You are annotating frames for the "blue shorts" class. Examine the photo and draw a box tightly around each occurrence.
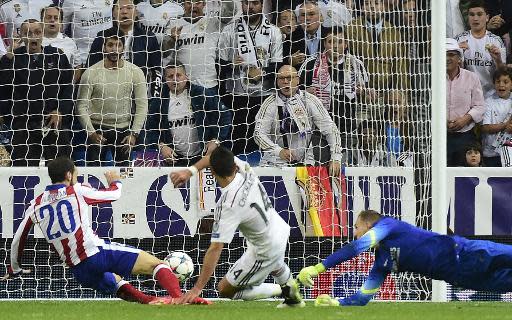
[453,237,512,292]
[70,241,140,295]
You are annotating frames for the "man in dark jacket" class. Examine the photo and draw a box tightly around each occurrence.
[287,1,329,68]
[145,60,232,166]
[0,19,73,166]
[86,0,161,78]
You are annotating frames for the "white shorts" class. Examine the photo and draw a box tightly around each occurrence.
[225,242,287,288]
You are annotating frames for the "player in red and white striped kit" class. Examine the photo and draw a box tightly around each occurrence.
[2,156,210,305]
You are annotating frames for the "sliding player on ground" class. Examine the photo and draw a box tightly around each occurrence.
[299,209,512,306]
[170,146,304,308]
[2,156,209,305]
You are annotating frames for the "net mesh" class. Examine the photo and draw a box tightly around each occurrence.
[0,0,436,301]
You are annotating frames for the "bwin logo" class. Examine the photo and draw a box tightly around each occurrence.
[176,34,205,47]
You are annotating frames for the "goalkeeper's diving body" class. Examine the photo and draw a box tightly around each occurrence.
[300,210,512,306]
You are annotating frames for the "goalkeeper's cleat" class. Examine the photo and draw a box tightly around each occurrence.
[148,296,175,305]
[277,279,305,308]
[314,294,340,307]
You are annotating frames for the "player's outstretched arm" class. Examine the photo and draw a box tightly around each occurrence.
[2,212,34,280]
[299,222,391,287]
[175,242,224,304]
[170,140,220,188]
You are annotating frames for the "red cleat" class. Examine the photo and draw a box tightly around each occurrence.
[148,296,175,305]
[191,297,213,305]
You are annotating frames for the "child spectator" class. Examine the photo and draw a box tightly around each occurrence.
[481,67,512,166]
[459,143,484,167]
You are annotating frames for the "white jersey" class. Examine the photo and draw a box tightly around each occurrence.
[43,32,81,68]
[62,0,113,66]
[137,0,183,44]
[166,16,222,88]
[482,95,512,157]
[0,0,53,39]
[167,90,201,157]
[211,157,290,259]
[10,181,122,272]
[455,30,506,97]
[219,16,282,96]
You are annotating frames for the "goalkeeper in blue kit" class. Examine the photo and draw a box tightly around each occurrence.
[299,210,512,306]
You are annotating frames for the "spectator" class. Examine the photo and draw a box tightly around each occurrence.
[0,19,73,166]
[76,28,148,167]
[446,38,485,167]
[398,0,430,152]
[87,0,161,79]
[342,120,388,166]
[62,0,113,68]
[299,26,370,150]
[136,0,184,45]
[455,0,506,98]
[287,1,329,68]
[382,90,414,167]
[0,34,6,57]
[145,61,231,166]
[481,67,512,167]
[254,65,342,176]
[219,0,282,156]
[40,5,81,81]
[447,0,466,38]
[346,0,409,93]
[485,0,512,37]
[162,0,234,90]
[0,0,53,41]
[276,9,297,60]
[458,143,484,167]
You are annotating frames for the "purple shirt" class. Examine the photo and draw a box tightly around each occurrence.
[446,68,485,132]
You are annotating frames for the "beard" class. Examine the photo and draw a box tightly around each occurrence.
[106,52,122,62]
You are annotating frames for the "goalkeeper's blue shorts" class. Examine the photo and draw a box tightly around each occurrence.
[70,241,140,294]
[451,236,512,292]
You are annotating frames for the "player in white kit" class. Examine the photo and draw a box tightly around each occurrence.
[170,146,304,308]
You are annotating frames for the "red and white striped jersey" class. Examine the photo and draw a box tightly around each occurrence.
[9,181,122,273]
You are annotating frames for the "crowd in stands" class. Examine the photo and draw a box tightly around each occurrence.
[0,0,462,170]
[448,0,512,167]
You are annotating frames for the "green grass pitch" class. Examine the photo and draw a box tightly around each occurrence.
[0,300,510,320]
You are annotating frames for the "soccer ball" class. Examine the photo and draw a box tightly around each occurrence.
[164,251,194,283]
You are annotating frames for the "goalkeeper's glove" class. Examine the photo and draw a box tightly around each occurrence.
[314,294,340,307]
[298,263,326,287]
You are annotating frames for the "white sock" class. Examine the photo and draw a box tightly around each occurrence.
[233,283,282,300]
[271,264,292,286]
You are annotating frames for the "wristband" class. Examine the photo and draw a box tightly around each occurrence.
[187,166,198,176]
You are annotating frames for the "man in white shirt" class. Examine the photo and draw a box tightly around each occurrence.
[136,0,183,44]
[455,0,506,97]
[163,0,234,89]
[170,145,304,308]
[41,5,81,74]
[62,0,113,67]
[0,0,52,41]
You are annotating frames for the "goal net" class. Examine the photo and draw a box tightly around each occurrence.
[0,0,437,301]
